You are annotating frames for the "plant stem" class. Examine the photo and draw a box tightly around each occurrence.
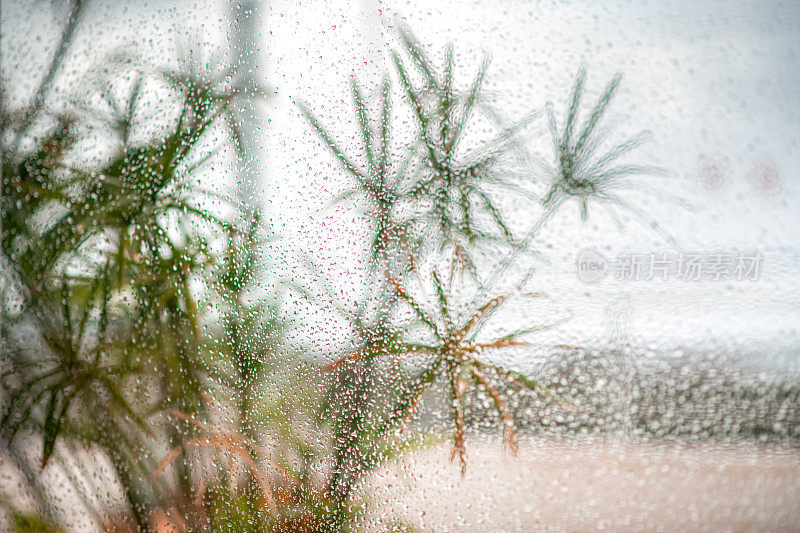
[473,199,562,306]
[10,0,85,155]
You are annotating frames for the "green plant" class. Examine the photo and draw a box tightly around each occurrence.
[296,24,676,531]
[541,66,678,240]
[1,2,272,529]
[2,6,690,532]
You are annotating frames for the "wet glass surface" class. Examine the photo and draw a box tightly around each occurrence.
[1,1,799,530]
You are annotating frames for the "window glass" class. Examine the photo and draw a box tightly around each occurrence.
[2,1,799,531]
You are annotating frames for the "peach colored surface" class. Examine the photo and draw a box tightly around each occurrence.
[368,437,800,532]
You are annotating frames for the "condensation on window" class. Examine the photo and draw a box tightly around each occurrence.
[1,0,799,531]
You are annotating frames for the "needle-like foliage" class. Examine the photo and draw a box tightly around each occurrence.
[298,76,410,273]
[1,8,271,525]
[541,67,676,240]
[300,26,540,283]
[392,25,540,261]
[1,57,261,470]
[322,264,563,474]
